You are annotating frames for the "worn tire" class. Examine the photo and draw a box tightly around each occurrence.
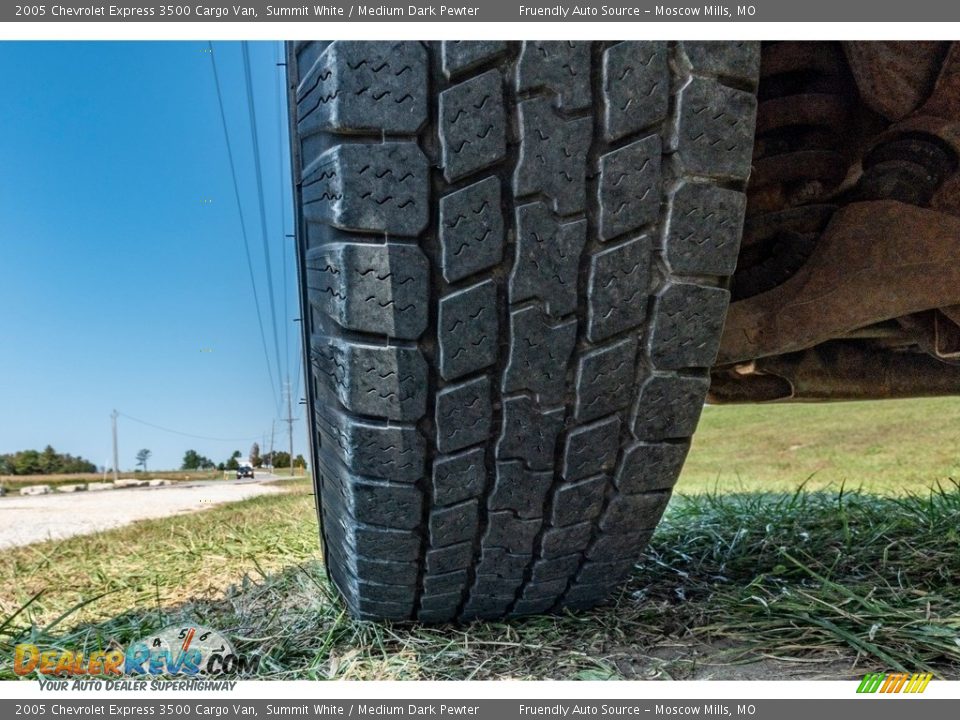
[287,41,759,622]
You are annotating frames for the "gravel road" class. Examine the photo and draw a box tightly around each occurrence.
[0,475,286,549]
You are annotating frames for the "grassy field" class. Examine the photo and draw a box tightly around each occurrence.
[1,398,958,680]
[681,397,960,494]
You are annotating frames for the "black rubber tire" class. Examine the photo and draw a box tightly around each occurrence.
[286,41,759,622]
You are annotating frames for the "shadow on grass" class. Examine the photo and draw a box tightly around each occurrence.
[2,486,959,680]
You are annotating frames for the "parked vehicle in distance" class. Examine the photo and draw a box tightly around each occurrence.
[236,464,255,480]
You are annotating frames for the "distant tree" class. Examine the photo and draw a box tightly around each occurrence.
[293,454,306,470]
[268,451,291,468]
[250,442,262,468]
[182,449,202,470]
[13,450,43,475]
[217,462,225,471]
[135,449,152,473]
[225,450,242,471]
[40,445,59,474]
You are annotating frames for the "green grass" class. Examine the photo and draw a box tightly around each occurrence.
[681,397,960,494]
[2,399,959,680]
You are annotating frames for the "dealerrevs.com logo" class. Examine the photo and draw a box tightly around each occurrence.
[14,625,259,690]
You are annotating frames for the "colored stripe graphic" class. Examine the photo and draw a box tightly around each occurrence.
[857,672,932,694]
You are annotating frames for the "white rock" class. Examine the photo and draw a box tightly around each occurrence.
[56,484,87,493]
[20,485,52,496]
[114,479,148,488]
[148,479,171,487]
[86,482,114,492]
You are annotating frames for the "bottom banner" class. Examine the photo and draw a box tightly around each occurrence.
[1,699,955,720]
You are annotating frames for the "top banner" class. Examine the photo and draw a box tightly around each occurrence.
[5,0,960,22]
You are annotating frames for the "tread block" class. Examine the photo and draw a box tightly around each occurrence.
[517,41,592,111]
[471,575,522,598]
[489,460,553,519]
[423,569,469,596]
[647,282,729,369]
[442,41,508,77]
[297,41,427,137]
[602,42,669,141]
[432,448,486,507]
[562,582,619,609]
[598,134,662,241]
[512,597,557,615]
[429,499,479,547]
[541,522,593,558]
[460,596,513,620]
[439,177,504,284]
[666,181,746,276]
[577,559,635,586]
[344,478,423,530]
[531,555,581,582]
[514,98,592,215]
[676,77,757,180]
[438,279,498,381]
[551,476,607,527]
[614,442,690,494]
[302,142,429,236]
[562,416,621,482]
[315,407,425,482]
[521,578,570,600]
[585,528,654,561]
[511,202,587,316]
[306,242,428,339]
[439,71,506,182]
[352,557,419,586]
[419,591,463,612]
[502,303,577,404]
[497,395,565,471]
[477,547,530,579]
[681,41,761,85]
[586,235,651,343]
[631,373,709,440]
[574,337,639,423]
[351,525,422,562]
[425,541,473,574]
[435,376,493,454]
[311,334,427,421]
[482,511,541,554]
[599,491,671,533]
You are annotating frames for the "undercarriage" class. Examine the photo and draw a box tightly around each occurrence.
[712,41,960,402]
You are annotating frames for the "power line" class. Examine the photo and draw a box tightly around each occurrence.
[208,40,280,415]
[242,41,285,407]
[117,411,264,443]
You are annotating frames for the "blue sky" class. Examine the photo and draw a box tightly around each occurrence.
[0,41,306,471]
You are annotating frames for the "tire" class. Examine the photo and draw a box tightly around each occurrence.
[287,41,759,622]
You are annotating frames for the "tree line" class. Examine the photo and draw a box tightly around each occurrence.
[0,446,97,475]
[180,443,306,471]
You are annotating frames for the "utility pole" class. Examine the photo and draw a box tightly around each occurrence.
[111,410,119,483]
[269,420,275,472]
[285,380,295,477]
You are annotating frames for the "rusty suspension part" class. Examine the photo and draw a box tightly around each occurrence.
[709,342,960,403]
[718,200,960,366]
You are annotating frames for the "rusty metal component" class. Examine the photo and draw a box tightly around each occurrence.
[709,342,960,403]
[843,42,949,121]
[919,42,960,120]
[856,134,957,205]
[718,200,960,365]
[896,309,960,361]
[748,42,854,216]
